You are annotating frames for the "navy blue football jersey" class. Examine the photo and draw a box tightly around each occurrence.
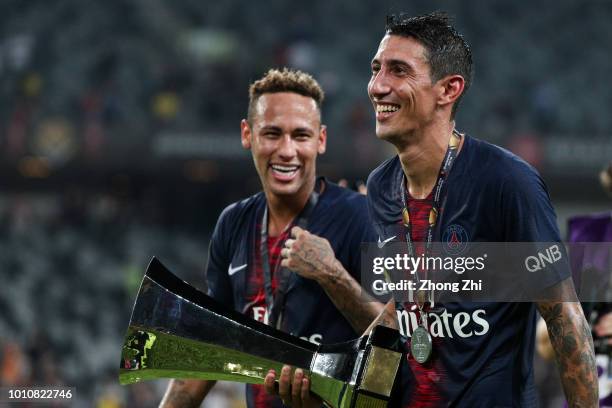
[206,177,377,407]
[366,135,570,407]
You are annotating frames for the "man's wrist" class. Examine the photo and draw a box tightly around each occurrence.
[319,259,345,287]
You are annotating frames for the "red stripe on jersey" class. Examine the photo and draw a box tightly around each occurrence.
[246,228,291,408]
[403,190,446,407]
[245,228,290,323]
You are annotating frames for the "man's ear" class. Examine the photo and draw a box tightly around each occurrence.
[241,119,252,149]
[317,125,327,155]
[437,74,465,110]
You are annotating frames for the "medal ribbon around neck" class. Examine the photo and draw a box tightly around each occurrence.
[400,130,462,294]
[260,179,321,330]
[398,130,462,363]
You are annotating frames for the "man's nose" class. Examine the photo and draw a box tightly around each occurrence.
[368,70,391,99]
[277,134,297,159]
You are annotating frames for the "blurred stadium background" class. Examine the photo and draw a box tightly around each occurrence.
[0,0,610,406]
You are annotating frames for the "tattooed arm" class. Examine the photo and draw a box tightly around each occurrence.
[364,299,398,334]
[281,226,384,333]
[536,277,598,408]
[159,379,215,408]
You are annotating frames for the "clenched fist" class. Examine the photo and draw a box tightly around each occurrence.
[280,226,341,283]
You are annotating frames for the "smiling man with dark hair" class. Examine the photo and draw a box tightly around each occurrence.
[267,12,598,407]
[364,11,597,407]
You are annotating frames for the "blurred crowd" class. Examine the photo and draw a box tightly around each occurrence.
[2,1,611,173]
[0,192,219,407]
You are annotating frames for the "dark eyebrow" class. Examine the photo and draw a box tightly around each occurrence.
[293,127,314,134]
[387,59,414,72]
[260,125,282,132]
[259,126,315,134]
[371,57,414,72]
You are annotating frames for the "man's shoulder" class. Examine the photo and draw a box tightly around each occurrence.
[466,136,541,184]
[366,155,401,203]
[367,155,400,186]
[464,137,544,195]
[217,191,265,229]
[364,157,402,226]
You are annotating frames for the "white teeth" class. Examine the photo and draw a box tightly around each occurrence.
[271,165,299,173]
[376,104,399,113]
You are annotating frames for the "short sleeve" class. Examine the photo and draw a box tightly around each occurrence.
[499,165,571,294]
[500,167,562,243]
[205,206,234,306]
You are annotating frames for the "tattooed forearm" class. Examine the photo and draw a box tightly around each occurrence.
[317,258,384,333]
[378,311,398,329]
[283,228,384,333]
[538,290,598,407]
[301,239,337,277]
[364,300,398,335]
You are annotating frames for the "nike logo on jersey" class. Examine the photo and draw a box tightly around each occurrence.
[228,263,247,276]
[377,235,396,248]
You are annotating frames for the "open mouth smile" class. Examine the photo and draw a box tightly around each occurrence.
[270,164,300,181]
[375,103,400,120]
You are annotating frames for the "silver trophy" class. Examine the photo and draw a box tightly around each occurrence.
[119,258,403,408]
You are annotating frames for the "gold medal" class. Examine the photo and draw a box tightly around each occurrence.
[402,207,410,226]
[428,207,438,226]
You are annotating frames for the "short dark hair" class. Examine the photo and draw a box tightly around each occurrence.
[386,11,473,118]
[247,68,324,124]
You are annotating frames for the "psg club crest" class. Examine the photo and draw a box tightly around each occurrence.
[442,224,469,255]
